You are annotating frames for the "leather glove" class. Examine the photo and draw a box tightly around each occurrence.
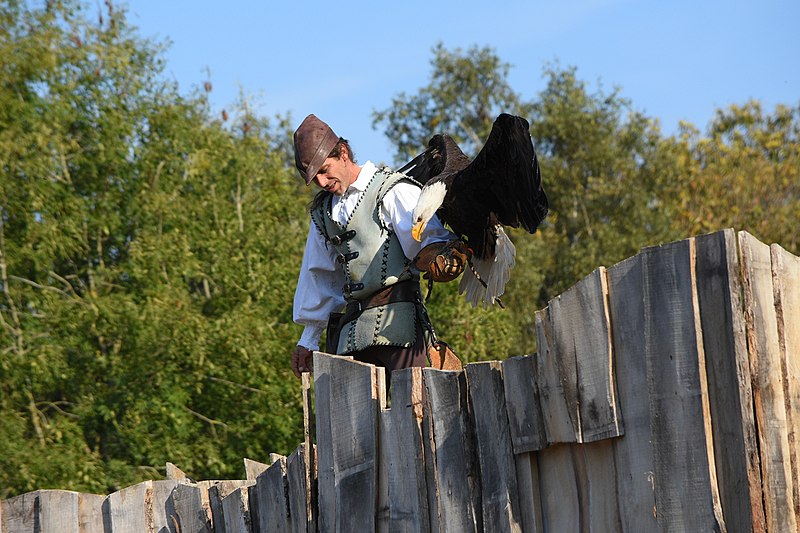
[291,345,313,378]
[414,239,472,283]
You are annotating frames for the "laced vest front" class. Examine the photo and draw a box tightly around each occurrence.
[310,168,420,354]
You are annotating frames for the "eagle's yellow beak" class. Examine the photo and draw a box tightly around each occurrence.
[412,220,426,242]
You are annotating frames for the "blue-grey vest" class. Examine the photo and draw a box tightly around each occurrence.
[311,168,420,354]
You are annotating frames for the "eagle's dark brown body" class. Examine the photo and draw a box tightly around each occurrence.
[401,113,548,260]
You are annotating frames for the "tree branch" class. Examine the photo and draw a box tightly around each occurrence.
[184,406,229,428]
[0,216,24,355]
[36,400,80,419]
[48,270,81,298]
[10,275,84,302]
[458,119,482,148]
[207,375,267,395]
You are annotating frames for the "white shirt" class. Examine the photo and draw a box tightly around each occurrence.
[293,161,454,350]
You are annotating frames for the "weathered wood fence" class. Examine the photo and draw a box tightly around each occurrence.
[3,228,800,532]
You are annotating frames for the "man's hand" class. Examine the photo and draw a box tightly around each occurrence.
[414,239,472,282]
[291,345,313,378]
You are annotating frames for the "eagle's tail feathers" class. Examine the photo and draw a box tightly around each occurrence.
[458,225,515,308]
[459,267,484,308]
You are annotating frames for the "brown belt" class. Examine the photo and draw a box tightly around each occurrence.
[341,279,421,325]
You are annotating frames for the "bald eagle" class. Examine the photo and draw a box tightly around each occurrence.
[399,113,548,307]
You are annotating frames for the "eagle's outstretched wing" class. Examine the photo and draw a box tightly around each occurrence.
[397,133,471,187]
[457,113,548,234]
[399,114,547,239]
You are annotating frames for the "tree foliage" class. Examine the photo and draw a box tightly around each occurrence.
[1,0,308,496]
[675,101,800,250]
[373,43,531,161]
[527,65,687,300]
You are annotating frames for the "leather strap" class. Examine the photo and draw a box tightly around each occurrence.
[342,279,420,325]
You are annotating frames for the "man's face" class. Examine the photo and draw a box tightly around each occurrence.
[313,155,353,196]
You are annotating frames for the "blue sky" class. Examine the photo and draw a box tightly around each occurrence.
[126,0,799,166]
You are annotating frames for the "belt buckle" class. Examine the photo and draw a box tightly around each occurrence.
[346,298,362,313]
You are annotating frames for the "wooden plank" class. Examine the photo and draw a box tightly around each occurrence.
[501,354,547,453]
[1,491,38,533]
[37,490,79,533]
[300,372,317,533]
[642,238,724,530]
[107,481,150,533]
[534,308,577,444]
[252,455,289,533]
[501,355,547,530]
[286,444,313,533]
[422,377,440,533]
[107,480,180,533]
[377,408,392,533]
[772,242,800,527]
[695,229,765,532]
[77,493,107,533]
[376,366,389,533]
[167,483,210,533]
[332,357,379,533]
[207,481,253,533]
[606,253,659,532]
[740,231,797,532]
[244,458,269,481]
[374,365,387,411]
[423,368,480,532]
[513,452,543,533]
[220,487,251,533]
[537,445,579,532]
[192,481,217,533]
[151,480,180,532]
[551,266,622,531]
[550,267,622,442]
[546,293,582,442]
[314,353,379,532]
[386,367,430,533]
[312,353,338,533]
[465,361,522,532]
[166,462,191,481]
[575,440,623,532]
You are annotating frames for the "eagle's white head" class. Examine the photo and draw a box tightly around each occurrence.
[411,181,448,241]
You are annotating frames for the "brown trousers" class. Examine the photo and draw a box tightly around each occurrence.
[349,327,427,388]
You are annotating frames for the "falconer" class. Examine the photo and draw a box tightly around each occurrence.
[290,114,469,383]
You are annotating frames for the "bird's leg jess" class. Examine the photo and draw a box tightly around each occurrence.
[465,255,505,309]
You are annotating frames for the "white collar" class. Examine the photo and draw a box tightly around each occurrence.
[346,161,377,193]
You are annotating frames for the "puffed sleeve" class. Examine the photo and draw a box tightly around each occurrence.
[382,180,457,260]
[293,224,346,350]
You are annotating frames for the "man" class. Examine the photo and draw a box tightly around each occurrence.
[290,114,469,381]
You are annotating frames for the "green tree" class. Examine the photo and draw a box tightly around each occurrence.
[674,101,800,253]
[0,0,309,496]
[527,65,686,301]
[373,43,531,162]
